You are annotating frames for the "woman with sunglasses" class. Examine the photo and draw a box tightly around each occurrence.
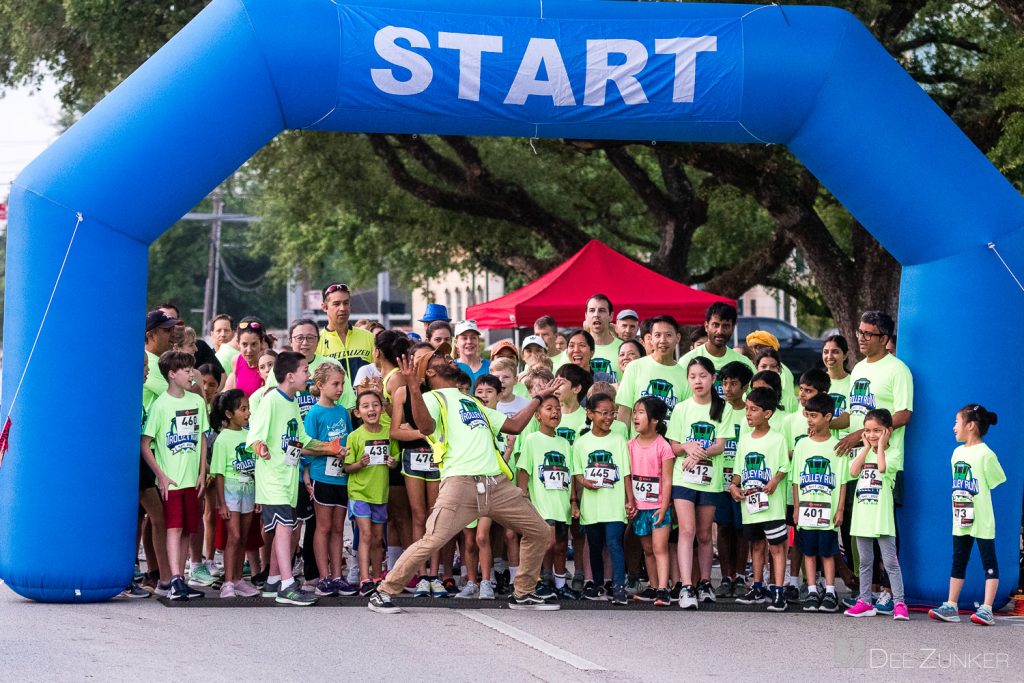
[224,316,268,398]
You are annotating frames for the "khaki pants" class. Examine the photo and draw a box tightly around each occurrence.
[379,475,549,597]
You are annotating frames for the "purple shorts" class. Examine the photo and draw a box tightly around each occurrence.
[348,499,388,524]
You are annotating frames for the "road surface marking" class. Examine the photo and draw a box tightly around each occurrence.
[460,611,607,671]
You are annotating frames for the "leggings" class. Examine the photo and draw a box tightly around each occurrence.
[585,521,626,587]
[951,535,998,580]
[856,535,904,604]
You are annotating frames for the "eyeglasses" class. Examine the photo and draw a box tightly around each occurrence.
[854,329,883,340]
[291,334,318,343]
[590,410,616,417]
[239,320,263,330]
[323,283,350,296]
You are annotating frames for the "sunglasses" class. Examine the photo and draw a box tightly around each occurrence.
[238,320,263,330]
[324,283,350,296]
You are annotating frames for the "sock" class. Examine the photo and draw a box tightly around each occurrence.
[509,567,518,581]
[268,575,281,585]
[808,584,818,594]
[554,572,566,589]
[981,603,991,611]
[494,557,508,573]
[387,546,403,570]
[753,581,763,590]
[787,575,799,588]
[826,585,836,594]
[280,577,294,590]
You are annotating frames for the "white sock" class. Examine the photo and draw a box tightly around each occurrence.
[509,567,518,580]
[826,585,836,594]
[386,546,403,570]
[280,577,294,590]
[787,575,799,588]
[494,557,508,573]
[554,573,566,589]
[268,575,281,584]
[807,584,818,594]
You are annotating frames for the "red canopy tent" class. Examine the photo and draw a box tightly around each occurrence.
[466,240,735,329]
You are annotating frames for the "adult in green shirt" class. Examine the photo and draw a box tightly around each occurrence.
[143,310,182,410]
[677,303,755,400]
[617,315,686,427]
[584,293,623,380]
[533,315,564,370]
[371,349,567,614]
[265,318,354,412]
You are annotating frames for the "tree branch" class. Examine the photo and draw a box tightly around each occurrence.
[893,33,986,53]
[704,228,794,298]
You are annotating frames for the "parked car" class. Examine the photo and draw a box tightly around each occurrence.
[731,316,824,379]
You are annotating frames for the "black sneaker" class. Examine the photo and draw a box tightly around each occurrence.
[251,569,269,589]
[534,583,559,601]
[184,582,205,599]
[508,592,560,611]
[767,587,788,612]
[670,582,683,603]
[653,589,672,606]
[443,577,459,595]
[603,580,613,594]
[634,587,657,602]
[118,582,151,599]
[359,580,377,597]
[169,577,190,601]
[803,590,822,612]
[714,576,734,598]
[494,569,510,594]
[783,584,800,603]
[276,584,318,606]
[819,591,839,613]
[554,585,579,601]
[736,586,768,605]
[697,580,717,603]
[611,586,628,605]
[368,589,402,614]
[262,580,281,598]
[583,582,605,601]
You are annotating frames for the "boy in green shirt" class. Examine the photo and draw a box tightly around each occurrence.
[141,350,208,601]
[247,351,342,606]
[729,387,790,612]
[714,361,753,597]
[791,394,847,613]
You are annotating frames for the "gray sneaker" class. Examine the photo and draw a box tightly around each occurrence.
[276,584,318,606]
[455,582,479,599]
[478,581,495,600]
[262,580,281,598]
[929,601,961,623]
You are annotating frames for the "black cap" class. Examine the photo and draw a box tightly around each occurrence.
[146,310,183,332]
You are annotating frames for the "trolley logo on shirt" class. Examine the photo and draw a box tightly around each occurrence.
[642,379,678,413]
[232,444,256,476]
[798,456,835,495]
[458,398,488,429]
[687,421,716,449]
[280,418,299,451]
[538,450,571,490]
[739,452,770,487]
[951,460,980,496]
[829,392,848,417]
[297,388,317,419]
[590,358,614,376]
[165,409,200,455]
[848,378,875,415]
[555,427,578,445]
[586,449,614,467]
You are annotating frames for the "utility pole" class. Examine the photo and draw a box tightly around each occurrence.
[201,187,223,333]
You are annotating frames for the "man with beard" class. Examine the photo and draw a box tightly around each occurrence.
[677,303,755,400]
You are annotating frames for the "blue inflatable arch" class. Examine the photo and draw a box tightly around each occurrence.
[2,0,1022,604]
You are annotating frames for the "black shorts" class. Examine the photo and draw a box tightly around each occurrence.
[785,504,796,527]
[742,520,788,545]
[138,455,156,491]
[261,505,296,532]
[296,484,314,522]
[312,480,348,508]
[545,520,570,541]
[797,528,840,557]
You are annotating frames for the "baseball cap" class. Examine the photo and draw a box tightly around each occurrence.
[145,310,183,333]
[454,320,480,337]
[616,309,639,322]
[415,341,454,380]
[490,339,519,360]
[521,334,547,352]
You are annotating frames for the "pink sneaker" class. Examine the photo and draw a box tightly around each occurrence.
[234,580,260,598]
[844,600,877,617]
[893,602,910,621]
[219,581,236,599]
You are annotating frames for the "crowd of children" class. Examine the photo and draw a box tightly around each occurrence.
[132,294,1009,624]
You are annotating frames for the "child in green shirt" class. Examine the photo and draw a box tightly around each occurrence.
[344,389,398,595]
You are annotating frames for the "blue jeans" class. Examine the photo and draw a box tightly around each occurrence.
[584,521,626,587]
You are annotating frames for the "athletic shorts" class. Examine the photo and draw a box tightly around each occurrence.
[388,464,405,488]
[261,504,297,532]
[545,519,570,541]
[138,456,156,491]
[296,483,314,522]
[632,508,672,537]
[349,499,388,524]
[223,478,255,514]
[797,528,840,557]
[714,496,743,529]
[401,447,440,481]
[742,520,788,545]
[672,485,723,507]
[164,487,200,533]
[785,504,796,527]
[312,480,348,508]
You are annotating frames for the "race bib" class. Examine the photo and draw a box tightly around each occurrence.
[540,466,570,491]
[953,499,975,528]
[745,489,768,515]
[284,440,302,467]
[175,409,199,437]
[324,457,344,478]
[405,448,438,474]
[856,466,882,504]
[632,475,660,504]
[721,467,734,492]
[585,464,619,489]
[798,501,832,528]
[682,459,713,486]
[365,440,389,466]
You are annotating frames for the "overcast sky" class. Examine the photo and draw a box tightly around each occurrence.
[0,79,62,196]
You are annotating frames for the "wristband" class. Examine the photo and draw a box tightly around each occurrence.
[531,395,543,403]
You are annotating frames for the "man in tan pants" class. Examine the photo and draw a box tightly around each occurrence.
[369,348,566,614]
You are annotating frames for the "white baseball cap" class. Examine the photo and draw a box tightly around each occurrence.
[616,309,639,322]
[454,320,480,337]
[521,334,547,351]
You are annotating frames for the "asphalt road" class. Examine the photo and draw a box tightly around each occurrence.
[1,583,1022,682]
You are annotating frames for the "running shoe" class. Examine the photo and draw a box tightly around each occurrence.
[187,563,217,587]
[653,589,672,607]
[802,591,822,612]
[782,584,800,603]
[735,586,768,605]
[844,600,877,617]
[169,577,190,601]
[443,577,459,596]
[359,580,377,597]
[133,566,144,582]
[455,582,479,599]
[141,573,158,593]
[611,586,629,605]
[970,605,994,626]
[251,569,268,589]
[583,582,605,601]
[242,560,252,579]
[331,578,359,596]
[205,558,224,578]
[634,587,657,602]
[118,583,150,599]
[767,587,788,612]
[554,585,579,601]
[219,581,236,599]
[277,584,318,606]
[184,583,205,599]
[495,569,511,595]
[414,578,431,598]
[478,581,496,600]
[154,581,172,598]
[315,578,339,597]
[368,589,402,614]
[508,591,560,611]
[291,558,304,578]
[430,578,449,598]
[234,580,261,598]
[697,580,716,603]
[928,601,961,623]
[570,572,585,594]
[841,596,857,609]
[262,580,281,598]
[819,592,839,613]
[714,577,734,598]
[670,582,683,603]
[893,602,910,621]
[874,590,894,615]
[625,575,639,597]
[678,585,698,610]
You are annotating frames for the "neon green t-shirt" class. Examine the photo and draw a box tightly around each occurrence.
[142,390,209,491]
[517,431,572,523]
[781,409,811,506]
[247,389,312,507]
[848,354,913,471]
[950,443,1006,539]
[265,354,354,414]
[792,436,846,531]
[216,344,240,374]
[721,407,745,493]
[735,429,789,524]
[666,397,734,492]
[849,446,898,538]
[677,345,756,400]
[571,430,631,525]
[142,350,168,411]
[315,325,375,388]
[344,425,394,504]
[779,364,798,415]
[424,387,506,479]
[210,427,255,483]
[591,337,623,381]
[828,374,851,439]
[616,355,688,419]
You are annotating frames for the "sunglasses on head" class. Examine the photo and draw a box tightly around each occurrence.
[238,320,263,330]
[324,283,350,296]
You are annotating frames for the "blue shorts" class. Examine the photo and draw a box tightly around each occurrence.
[672,485,724,507]
[714,495,743,529]
[797,528,840,557]
[223,478,255,514]
[349,499,388,524]
[632,508,672,537]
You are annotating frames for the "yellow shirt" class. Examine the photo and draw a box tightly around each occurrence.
[316,325,375,386]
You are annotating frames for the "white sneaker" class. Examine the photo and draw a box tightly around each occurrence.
[678,585,698,610]
[347,564,360,584]
[479,581,495,600]
[455,582,479,599]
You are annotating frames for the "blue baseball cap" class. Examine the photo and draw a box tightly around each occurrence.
[419,303,450,323]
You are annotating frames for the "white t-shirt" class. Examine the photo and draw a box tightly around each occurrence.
[497,395,532,419]
[353,364,381,387]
